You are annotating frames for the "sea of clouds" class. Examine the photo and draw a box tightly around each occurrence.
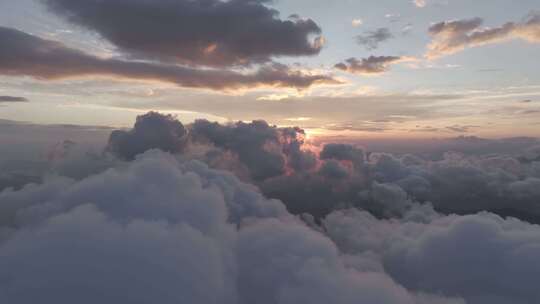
[1,112,540,304]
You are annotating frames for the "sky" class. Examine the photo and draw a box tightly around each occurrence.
[3,2,540,303]
[0,0,539,139]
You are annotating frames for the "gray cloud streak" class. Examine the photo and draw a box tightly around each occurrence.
[427,13,540,59]
[0,96,28,103]
[0,27,337,91]
[335,56,406,75]
[42,0,324,67]
[355,28,394,50]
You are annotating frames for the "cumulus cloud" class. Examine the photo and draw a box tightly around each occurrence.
[0,96,28,103]
[100,112,540,223]
[0,27,337,91]
[189,119,286,180]
[370,151,540,223]
[106,112,188,160]
[320,143,365,170]
[325,207,540,304]
[0,150,464,304]
[356,28,394,50]
[335,56,408,75]
[0,151,277,303]
[319,160,351,180]
[3,115,540,232]
[2,113,540,303]
[264,145,540,222]
[190,119,317,181]
[42,0,324,67]
[427,13,540,59]
[1,127,536,304]
[105,113,317,181]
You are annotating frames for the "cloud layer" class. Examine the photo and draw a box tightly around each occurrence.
[325,207,540,304]
[2,113,540,303]
[100,113,540,224]
[0,150,463,304]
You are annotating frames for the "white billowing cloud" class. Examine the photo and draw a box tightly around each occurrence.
[0,150,463,304]
[427,13,540,59]
[0,203,236,304]
[238,219,418,304]
[325,206,540,304]
[413,0,427,8]
[352,18,364,27]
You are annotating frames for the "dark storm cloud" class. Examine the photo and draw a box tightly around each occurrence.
[0,27,337,91]
[355,28,394,50]
[335,56,406,75]
[0,96,28,103]
[427,13,540,59]
[42,0,324,67]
